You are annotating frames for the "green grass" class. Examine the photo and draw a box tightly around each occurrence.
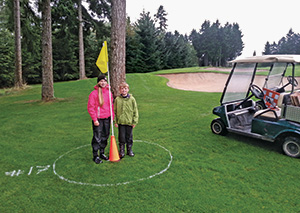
[1,70,300,212]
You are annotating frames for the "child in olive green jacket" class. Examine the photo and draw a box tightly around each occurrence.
[114,82,139,158]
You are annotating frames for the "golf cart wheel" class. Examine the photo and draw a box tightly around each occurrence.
[282,136,300,158]
[211,118,228,136]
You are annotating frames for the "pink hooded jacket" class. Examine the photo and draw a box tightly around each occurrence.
[87,85,114,122]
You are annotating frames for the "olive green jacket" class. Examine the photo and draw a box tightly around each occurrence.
[114,94,138,126]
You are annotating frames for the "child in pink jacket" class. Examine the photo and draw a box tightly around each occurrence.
[87,75,114,164]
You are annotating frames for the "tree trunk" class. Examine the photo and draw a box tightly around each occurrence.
[41,0,54,101]
[78,0,86,79]
[110,0,126,97]
[14,0,23,88]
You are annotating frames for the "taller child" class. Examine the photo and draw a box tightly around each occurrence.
[87,75,114,164]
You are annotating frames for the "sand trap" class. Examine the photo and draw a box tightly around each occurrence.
[158,72,300,92]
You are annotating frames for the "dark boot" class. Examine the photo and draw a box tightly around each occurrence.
[93,156,103,164]
[119,144,125,159]
[127,143,135,157]
[99,149,109,161]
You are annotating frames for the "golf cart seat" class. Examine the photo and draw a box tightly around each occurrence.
[254,92,290,120]
[277,92,291,108]
[254,108,281,121]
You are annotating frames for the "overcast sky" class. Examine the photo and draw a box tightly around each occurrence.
[126,0,300,57]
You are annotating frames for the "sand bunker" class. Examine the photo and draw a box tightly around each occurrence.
[158,72,300,92]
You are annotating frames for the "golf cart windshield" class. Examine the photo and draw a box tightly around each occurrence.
[263,63,287,90]
[221,63,256,104]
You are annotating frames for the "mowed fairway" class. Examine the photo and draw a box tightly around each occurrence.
[1,71,300,212]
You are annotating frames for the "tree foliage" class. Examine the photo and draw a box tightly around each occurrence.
[263,29,300,55]
[126,7,197,73]
[0,28,15,88]
[0,2,247,88]
[0,0,14,88]
[189,20,244,66]
[0,0,111,88]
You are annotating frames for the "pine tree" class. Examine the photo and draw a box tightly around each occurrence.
[135,11,160,72]
[154,5,168,32]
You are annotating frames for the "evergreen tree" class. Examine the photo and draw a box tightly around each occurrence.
[223,23,243,64]
[182,34,198,67]
[154,5,167,32]
[0,0,14,88]
[263,41,272,55]
[198,20,211,66]
[126,17,144,73]
[164,31,192,68]
[4,0,42,85]
[0,28,14,88]
[264,29,300,55]
[270,42,278,54]
[278,29,298,54]
[52,0,78,81]
[20,0,41,84]
[189,29,202,65]
[189,20,243,66]
[134,11,160,72]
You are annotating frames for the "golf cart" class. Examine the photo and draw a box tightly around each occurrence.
[211,55,300,158]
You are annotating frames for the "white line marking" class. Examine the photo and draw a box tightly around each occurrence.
[36,165,50,175]
[28,166,33,175]
[53,140,172,187]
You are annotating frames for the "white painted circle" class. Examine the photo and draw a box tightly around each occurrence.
[53,140,173,187]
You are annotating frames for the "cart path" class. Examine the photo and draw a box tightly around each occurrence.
[158,72,300,92]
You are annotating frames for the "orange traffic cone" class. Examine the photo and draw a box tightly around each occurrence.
[109,135,120,162]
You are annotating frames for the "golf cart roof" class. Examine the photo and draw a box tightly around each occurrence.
[230,55,300,63]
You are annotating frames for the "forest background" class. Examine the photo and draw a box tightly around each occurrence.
[1,0,300,89]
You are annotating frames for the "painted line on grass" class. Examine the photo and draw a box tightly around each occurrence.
[52,140,173,187]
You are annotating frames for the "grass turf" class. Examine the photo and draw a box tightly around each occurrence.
[1,70,300,212]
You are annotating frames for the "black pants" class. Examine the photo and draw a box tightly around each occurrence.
[118,124,133,146]
[91,117,111,158]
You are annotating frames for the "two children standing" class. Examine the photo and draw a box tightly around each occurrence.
[87,75,139,164]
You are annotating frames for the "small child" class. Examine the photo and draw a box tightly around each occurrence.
[114,82,139,158]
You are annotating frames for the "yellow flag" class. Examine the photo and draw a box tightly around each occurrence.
[96,41,108,73]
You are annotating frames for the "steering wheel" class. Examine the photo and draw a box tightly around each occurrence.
[276,76,298,92]
[287,76,298,87]
[250,84,264,99]
[234,84,264,110]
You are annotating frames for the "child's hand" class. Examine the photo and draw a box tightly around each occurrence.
[114,123,118,127]
[94,120,99,126]
[132,125,136,128]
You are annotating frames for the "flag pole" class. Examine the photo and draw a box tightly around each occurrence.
[106,61,114,137]
[96,41,119,161]
[107,65,120,162]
